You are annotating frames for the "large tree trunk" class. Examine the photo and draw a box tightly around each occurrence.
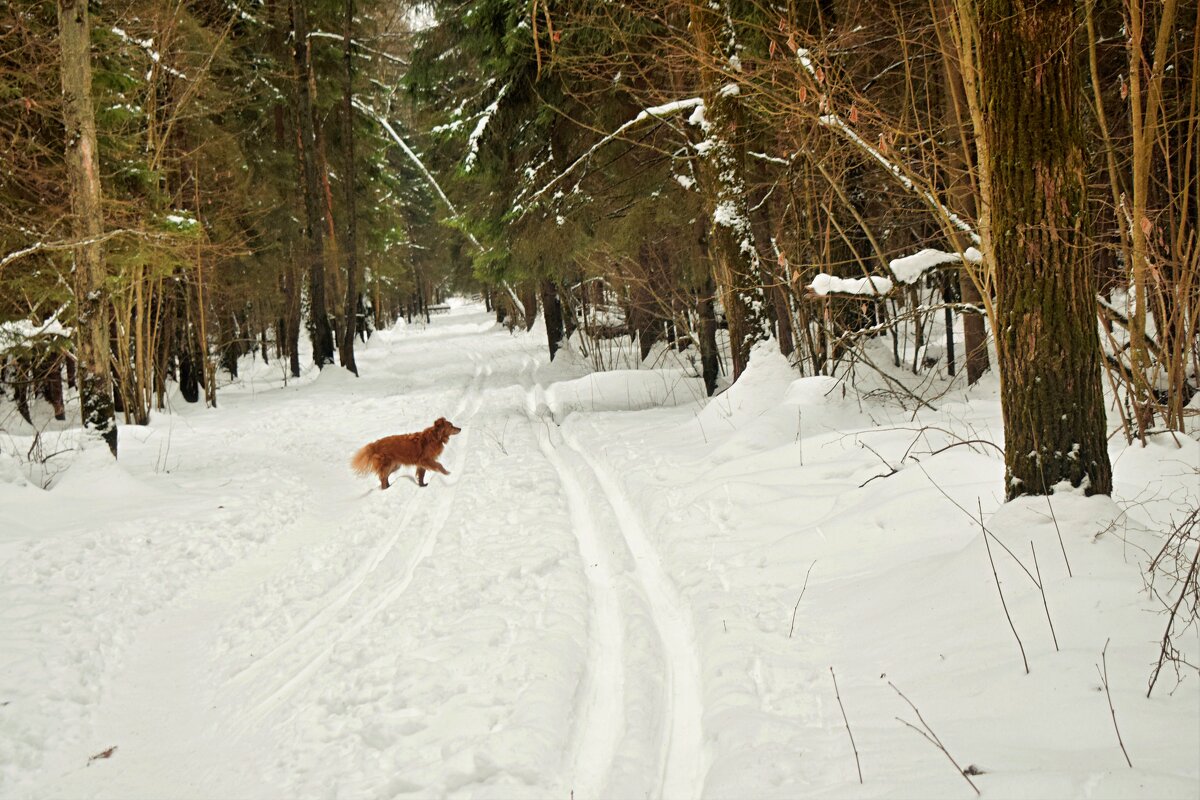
[689,0,770,381]
[338,0,360,375]
[57,0,116,456]
[291,0,335,368]
[978,0,1112,498]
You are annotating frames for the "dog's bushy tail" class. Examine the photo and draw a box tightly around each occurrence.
[349,444,375,475]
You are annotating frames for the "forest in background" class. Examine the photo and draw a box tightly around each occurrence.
[1,0,1197,499]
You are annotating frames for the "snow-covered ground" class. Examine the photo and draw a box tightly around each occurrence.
[1,303,1197,799]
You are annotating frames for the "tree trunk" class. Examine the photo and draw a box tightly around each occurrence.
[935,2,991,384]
[689,0,770,381]
[978,0,1112,498]
[338,0,360,375]
[291,0,334,368]
[698,280,720,396]
[541,280,564,361]
[522,284,538,331]
[57,0,116,456]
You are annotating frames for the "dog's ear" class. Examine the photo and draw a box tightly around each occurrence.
[435,416,448,427]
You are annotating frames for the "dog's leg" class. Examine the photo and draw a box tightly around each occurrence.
[428,459,450,476]
[379,471,390,490]
[416,467,427,487]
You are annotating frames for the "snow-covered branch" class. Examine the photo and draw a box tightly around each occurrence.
[309,31,409,66]
[351,98,478,246]
[352,98,526,318]
[110,27,189,81]
[890,246,983,284]
[521,97,704,211]
[0,229,159,275]
[794,48,979,245]
[463,83,510,173]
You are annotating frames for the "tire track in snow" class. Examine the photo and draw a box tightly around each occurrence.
[561,426,707,800]
[231,352,489,723]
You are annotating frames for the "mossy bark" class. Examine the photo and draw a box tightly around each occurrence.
[978,0,1112,498]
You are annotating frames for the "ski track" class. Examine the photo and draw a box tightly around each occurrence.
[525,376,707,800]
[11,312,709,799]
[529,405,625,799]
[234,348,489,724]
[567,431,707,800]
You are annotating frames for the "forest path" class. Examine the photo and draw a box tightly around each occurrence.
[26,304,708,800]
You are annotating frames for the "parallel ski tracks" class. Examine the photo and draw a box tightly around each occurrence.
[524,381,706,800]
[229,351,490,723]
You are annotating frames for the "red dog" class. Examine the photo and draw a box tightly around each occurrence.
[350,417,462,489]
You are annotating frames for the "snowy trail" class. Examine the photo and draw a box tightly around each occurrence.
[527,375,706,800]
[6,306,711,799]
[6,302,1199,800]
[561,428,707,800]
[530,412,626,798]
[230,350,489,726]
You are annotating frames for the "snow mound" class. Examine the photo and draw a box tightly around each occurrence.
[542,369,705,420]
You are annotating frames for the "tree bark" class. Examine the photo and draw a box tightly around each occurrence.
[57,0,117,455]
[541,280,564,361]
[978,0,1112,498]
[689,0,770,380]
[291,0,334,368]
[338,0,360,375]
[698,279,720,396]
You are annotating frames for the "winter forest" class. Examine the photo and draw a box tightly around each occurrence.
[1,0,1199,797]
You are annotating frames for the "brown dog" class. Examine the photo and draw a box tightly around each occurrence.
[350,417,462,489]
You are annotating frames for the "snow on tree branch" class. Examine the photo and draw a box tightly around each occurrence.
[520,97,704,212]
[794,48,980,245]
[351,98,479,247]
[463,83,509,173]
[309,31,409,66]
[890,246,983,284]
[351,98,526,319]
[809,274,893,297]
[110,27,189,81]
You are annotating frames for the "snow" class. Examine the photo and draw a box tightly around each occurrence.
[0,311,71,352]
[810,272,893,296]
[463,84,509,173]
[1,304,1196,799]
[890,246,983,284]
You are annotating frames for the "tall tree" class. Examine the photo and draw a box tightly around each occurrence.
[291,0,335,368]
[977,0,1112,498]
[689,0,770,380]
[339,0,360,375]
[57,0,117,456]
